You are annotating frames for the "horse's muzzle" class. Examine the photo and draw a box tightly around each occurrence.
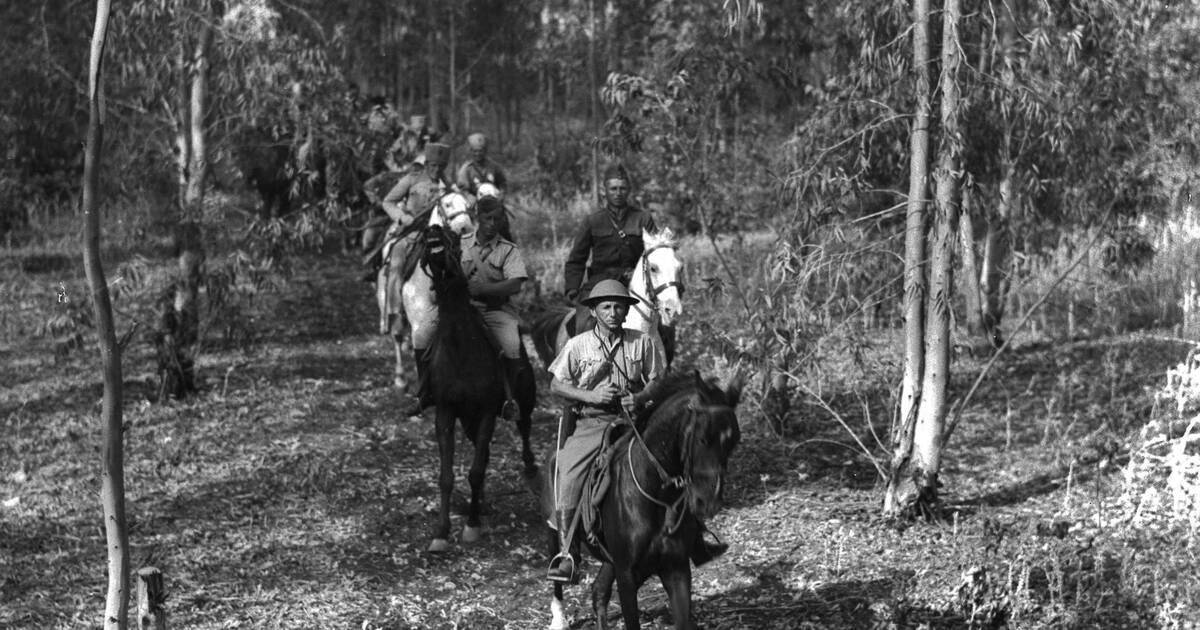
[687,469,725,519]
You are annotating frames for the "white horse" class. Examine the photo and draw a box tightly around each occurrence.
[530,227,684,369]
[376,191,476,391]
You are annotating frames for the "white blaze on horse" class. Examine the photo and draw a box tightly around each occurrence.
[376,191,476,391]
[530,227,684,369]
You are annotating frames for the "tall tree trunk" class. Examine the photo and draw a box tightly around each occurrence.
[83,1,129,627]
[886,0,961,519]
[958,186,985,338]
[980,0,1019,347]
[160,0,216,400]
[448,0,457,138]
[890,0,933,508]
[426,0,438,130]
[174,34,190,210]
[588,0,600,207]
[980,167,1012,344]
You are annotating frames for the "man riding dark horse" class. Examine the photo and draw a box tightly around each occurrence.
[545,280,726,584]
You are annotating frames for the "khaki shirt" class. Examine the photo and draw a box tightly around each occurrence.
[382,172,446,223]
[549,329,663,406]
[462,236,527,311]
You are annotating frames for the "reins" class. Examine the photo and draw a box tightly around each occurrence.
[621,401,696,535]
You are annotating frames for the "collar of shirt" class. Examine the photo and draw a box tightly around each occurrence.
[474,235,499,259]
[606,205,629,224]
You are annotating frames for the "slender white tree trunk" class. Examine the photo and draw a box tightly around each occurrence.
[886,0,932,517]
[887,0,962,518]
[83,0,129,626]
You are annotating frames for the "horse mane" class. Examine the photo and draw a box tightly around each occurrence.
[633,369,734,429]
[422,224,504,405]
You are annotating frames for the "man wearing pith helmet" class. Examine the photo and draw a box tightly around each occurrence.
[456,132,507,198]
[544,279,663,582]
[562,163,657,331]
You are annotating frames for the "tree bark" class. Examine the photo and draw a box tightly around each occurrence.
[426,0,439,131]
[979,0,1019,347]
[886,0,961,519]
[588,0,601,207]
[981,163,1013,345]
[136,567,167,630]
[891,0,932,497]
[448,0,457,138]
[160,0,217,400]
[83,1,129,627]
[958,186,985,338]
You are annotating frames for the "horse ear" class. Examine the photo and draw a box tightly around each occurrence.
[724,370,747,408]
[692,370,726,403]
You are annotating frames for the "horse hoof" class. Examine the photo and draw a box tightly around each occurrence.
[428,538,450,553]
[462,525,482,543]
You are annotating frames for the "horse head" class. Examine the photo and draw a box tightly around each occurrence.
[420,223,464,289]
[632,227,684,327]
[681,372,744,520]
[430,191,475,238]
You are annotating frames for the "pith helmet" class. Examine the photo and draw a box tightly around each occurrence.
[582,279,639,307]
[467,132,487,150]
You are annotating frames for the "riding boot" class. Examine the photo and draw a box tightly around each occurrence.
[690,522,729,567]
[547,509,580,584]
[500,357,524,422]
[403,351,432,417]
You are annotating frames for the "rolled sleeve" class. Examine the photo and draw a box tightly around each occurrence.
[548,339,579,384]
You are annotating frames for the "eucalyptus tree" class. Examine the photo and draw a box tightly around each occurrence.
[83,2,129,627]
[954,0,1200,345]
[886,0,964,518]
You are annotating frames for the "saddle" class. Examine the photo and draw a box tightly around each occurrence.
[577,420,633,549]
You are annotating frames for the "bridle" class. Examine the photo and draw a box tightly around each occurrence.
[432,192,472,232]
[623,402,699,535]
[628,244,685,322]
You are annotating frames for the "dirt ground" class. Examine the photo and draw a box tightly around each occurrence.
[1,252,1194,629]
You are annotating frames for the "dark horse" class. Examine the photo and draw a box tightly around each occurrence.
[420,224,538,552]
[541,372,743,629]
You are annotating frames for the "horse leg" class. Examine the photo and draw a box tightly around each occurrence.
[392,335,408,391]
[516,356,538,478]
[549,582,568,630]
[429,406,455,552]
[614,569,643,630]
[547,523,570,630]
[592,562,617,630]
[660,565,696,630]
[659,323,677,367]
[462,415,496,544]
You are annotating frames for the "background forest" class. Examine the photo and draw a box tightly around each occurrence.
[4,0,1200,628]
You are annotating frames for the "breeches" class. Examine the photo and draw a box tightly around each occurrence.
[410,307,520,357]
[552,416,611,512]
[480,309,522,358]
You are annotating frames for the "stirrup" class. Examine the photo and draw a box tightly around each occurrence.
[546,553,578,584]
[500,398,519,422]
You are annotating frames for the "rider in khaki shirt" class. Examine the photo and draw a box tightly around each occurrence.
[462,196,528,417]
